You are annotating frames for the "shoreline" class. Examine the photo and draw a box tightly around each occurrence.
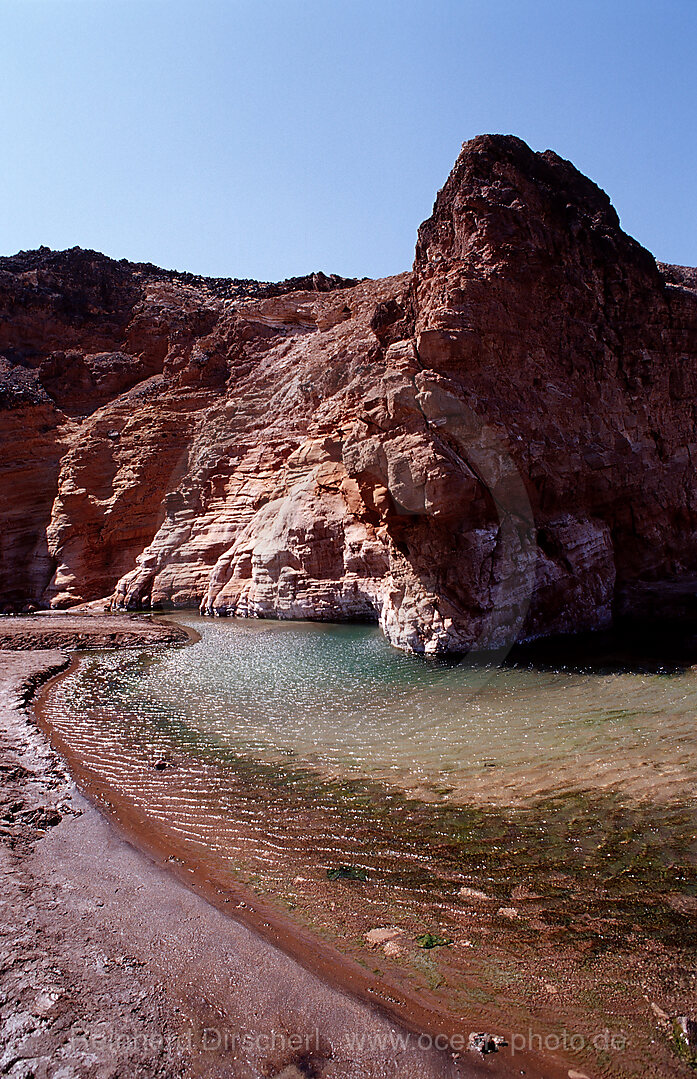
[0,613,507,1079]
[34,654,489,1048]
[3,611,689,1078]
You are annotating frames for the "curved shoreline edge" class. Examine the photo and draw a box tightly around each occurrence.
[0,614,479,1079]
[3,612,569,1078]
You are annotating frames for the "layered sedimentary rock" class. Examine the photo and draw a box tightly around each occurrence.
[1,135,696,653]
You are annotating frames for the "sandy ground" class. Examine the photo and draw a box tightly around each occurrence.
[0,616,501,1079]
[0,612,193,652]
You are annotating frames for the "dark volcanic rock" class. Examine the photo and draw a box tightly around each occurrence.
[0,136,696,653]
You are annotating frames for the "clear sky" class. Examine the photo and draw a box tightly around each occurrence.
[1,0,695,281]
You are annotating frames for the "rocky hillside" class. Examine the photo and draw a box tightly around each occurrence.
[1,135,696,654]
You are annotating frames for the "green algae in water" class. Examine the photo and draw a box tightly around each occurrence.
[415,932,453,949]
[326,865,369,882]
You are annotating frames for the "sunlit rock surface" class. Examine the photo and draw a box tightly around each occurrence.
[1,135,696,653]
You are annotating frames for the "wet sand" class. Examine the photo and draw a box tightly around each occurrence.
[0,614,509,1079]
[0,611,194,652]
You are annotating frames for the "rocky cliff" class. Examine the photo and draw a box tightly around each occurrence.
[2,135,696,653]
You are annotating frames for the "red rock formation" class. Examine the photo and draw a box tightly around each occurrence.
[1,136,696,653]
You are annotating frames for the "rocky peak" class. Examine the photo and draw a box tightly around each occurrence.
[415,133,642,269]
[1,137,696,654]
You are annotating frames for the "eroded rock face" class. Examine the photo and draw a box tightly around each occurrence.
[1,136,696,653]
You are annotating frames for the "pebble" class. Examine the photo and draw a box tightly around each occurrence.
[365,927,405,948]
[458,886,490,901]
[383,940,405,958]
[468,1031,507,1054]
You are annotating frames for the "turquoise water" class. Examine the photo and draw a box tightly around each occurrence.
[38,613,697,950]
[48,613,697,807]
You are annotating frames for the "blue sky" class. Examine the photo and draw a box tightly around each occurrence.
[1,0,695,280]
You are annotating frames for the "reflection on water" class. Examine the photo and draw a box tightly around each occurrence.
[48,614,697,806]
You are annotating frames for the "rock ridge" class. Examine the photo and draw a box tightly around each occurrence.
[1,134,696,654]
